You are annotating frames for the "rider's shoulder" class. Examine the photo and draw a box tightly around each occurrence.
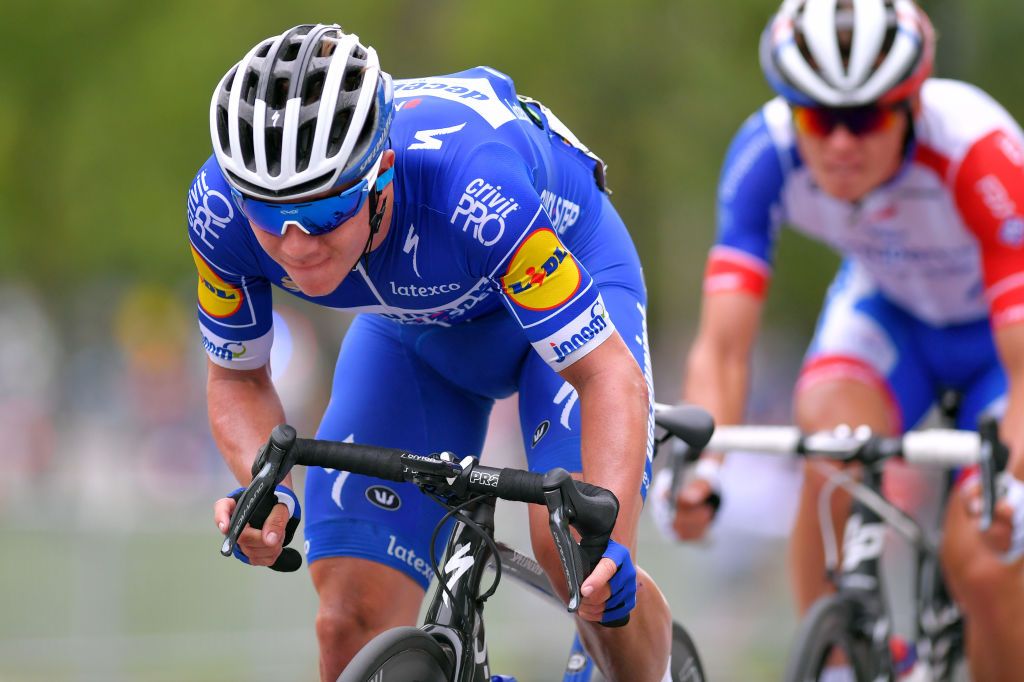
[915,79,1024,158]
[391,66,525,139]
[185,155,253,266]
[394,66,518,98]
[717,97,800,192]
[727,97,798,154]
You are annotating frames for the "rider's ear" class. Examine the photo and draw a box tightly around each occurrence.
[381,149,396,171]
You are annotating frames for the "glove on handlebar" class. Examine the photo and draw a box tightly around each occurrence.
[649,464,722,543]
[598,539,637,625]
[1000,473,1024,564]
[225,484,303,572]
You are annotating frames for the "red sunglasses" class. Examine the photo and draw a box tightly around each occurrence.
[792,104,904,138]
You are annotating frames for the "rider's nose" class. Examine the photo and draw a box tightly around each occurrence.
[279,225,319,257]
[825,124,859,151]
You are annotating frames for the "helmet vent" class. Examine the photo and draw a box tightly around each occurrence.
[327,108,352,157]
[239,121,255,171]
[316,36,338,58]
[280,41,301,62]
[302,71,326,105]
[343,67,364,93]
[269,77,290,111]
[296,121,315,172]
[242,71,259,106]
[265,127,283,176]
[216,106,231,153]
[255,43,271,59]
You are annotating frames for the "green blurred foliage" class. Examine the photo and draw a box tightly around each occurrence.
[1,0,1022,330]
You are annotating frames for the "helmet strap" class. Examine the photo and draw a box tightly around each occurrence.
[355,190,387,272]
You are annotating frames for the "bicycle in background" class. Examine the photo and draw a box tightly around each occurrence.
[222,423,709,682]
[654,402,1007,682]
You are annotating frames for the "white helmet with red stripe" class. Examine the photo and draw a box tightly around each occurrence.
[759,0,935,107]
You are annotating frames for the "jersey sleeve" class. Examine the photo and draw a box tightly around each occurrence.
[952,130,1024,329]
[186,158,275,370]
[705,111,786,298]
[447,142,615,370]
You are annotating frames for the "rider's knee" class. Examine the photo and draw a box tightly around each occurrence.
[793,377,896,435]
[315,597,380,648]
[942,541,1019,609]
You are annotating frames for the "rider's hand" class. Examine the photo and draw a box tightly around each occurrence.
[961,472,1024,562]
[650,459,722,542]
[214,485,301,567]
[578,539,637,626]
[673,478,718,540]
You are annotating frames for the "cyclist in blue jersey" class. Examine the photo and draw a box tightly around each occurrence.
[193,24,672,681]
[653,1,1024,678]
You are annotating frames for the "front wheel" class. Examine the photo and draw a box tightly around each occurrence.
[338,626,454,682]
[783,595,879,682]
[670,621,707,682]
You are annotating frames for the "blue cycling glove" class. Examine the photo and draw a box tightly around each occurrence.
[599,539,638,624]
[226,484,302,572]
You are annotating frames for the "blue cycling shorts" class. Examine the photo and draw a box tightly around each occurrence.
[798,260,1007,433]
[303,197,653,589]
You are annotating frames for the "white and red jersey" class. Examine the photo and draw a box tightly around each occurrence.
[708,78,1024,329]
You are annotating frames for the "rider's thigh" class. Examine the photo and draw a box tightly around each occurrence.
[795,260,937,436]
[310,557,425,671]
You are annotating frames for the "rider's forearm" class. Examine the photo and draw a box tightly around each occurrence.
[569,340,649,548]
[682,292,761,442]
[1001,386,1024,479]
[207,362,289,485]
[683,337,750,439]
[993,324,1024,478]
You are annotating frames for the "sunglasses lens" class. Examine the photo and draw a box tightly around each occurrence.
[794,106,898,137]
[793,107,832,136]
[235,182,369,236]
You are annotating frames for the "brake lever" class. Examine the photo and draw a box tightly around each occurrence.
[543,468,588,613]
[669,440,691,516]
[220,425,298,557]
[978,416,1007,532]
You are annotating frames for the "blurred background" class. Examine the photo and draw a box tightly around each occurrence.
[2,1,1022,680]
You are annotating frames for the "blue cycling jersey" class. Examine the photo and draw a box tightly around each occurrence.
[188,66,616,373]
[188,67,654,589]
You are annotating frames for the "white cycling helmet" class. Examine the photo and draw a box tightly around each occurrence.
[210,24,394,201]
[760,0,935,107]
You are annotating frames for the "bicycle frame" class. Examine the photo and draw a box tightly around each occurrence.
[418,495,603,682]
[416,496,498,682]
[819,461,963,680]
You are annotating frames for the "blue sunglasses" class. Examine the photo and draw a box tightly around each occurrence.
[232,160,395,236]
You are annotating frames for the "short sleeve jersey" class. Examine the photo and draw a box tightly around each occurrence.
[707,78,1024,330]
[187,67,617,372]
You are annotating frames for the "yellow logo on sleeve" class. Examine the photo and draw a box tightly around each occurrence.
[191,246,243,318]
[502,229,581,311]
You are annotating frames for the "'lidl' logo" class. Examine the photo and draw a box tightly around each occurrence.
[191,246,243,318]
[502,229,581,310]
